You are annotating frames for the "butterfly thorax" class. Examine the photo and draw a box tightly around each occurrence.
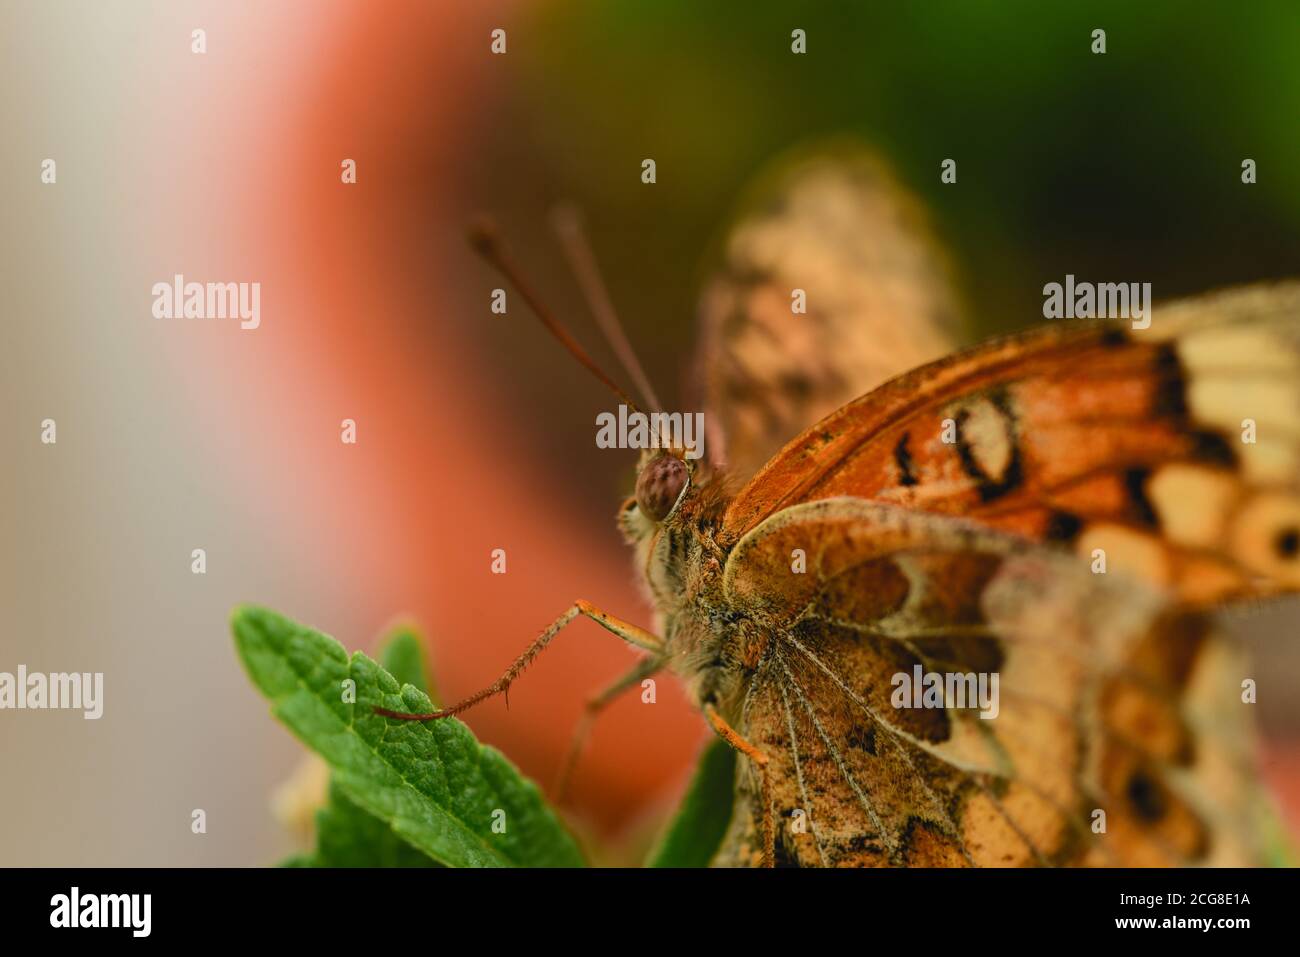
[620,472,763,718]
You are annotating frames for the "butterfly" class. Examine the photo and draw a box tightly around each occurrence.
[379,147,1300,867]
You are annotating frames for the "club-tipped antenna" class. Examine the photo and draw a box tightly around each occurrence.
[468,217,643,415]
[549,204,664,414]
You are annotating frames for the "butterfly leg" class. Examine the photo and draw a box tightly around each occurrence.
[374,600,664,721]
[704,703,774,868]
[553,655,663,803]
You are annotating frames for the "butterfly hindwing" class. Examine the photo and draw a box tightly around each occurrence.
[715,499,1275,866]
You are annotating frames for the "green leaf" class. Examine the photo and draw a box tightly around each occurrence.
[645,737,736,867]
[1256,795,1300,867]
[379,625,435,701]
[276,853,316,868]
[233,605,585,868]
[314,779,442,868]
[298,626,444,868]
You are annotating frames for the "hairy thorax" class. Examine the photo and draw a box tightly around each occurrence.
[623,476,768,721]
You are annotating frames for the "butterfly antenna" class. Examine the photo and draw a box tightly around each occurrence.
[549,204,664,414]
[468,217,643,415]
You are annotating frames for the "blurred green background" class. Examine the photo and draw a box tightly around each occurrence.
[469,0,1300,434]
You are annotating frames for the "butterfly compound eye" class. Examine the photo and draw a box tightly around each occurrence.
[635,455,688,522]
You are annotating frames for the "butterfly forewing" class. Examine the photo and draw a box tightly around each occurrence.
[720,283,1300,607]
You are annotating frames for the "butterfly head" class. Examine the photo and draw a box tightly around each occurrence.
[619,449,692,541]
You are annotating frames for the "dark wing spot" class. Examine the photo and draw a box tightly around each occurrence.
[894,432,919,487]
[1099,327,1130,348]
[1152,344,1189,421]
[1275,526,1300,560]
[913,632,1005,675]
[774,824,802,868]
[1126,769,1167,823]
[1188,430,1238,467]
[847,724,877,756]
[1044,510,1084,543]
[1124,468,1159,527]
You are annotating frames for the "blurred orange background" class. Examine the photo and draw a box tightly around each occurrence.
[3,0,705,865]
[154,0,711,853]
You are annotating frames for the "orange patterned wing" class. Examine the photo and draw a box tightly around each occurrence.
[715,499,1274,867]
[693,145,964,483]
[721,283,1300,606]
